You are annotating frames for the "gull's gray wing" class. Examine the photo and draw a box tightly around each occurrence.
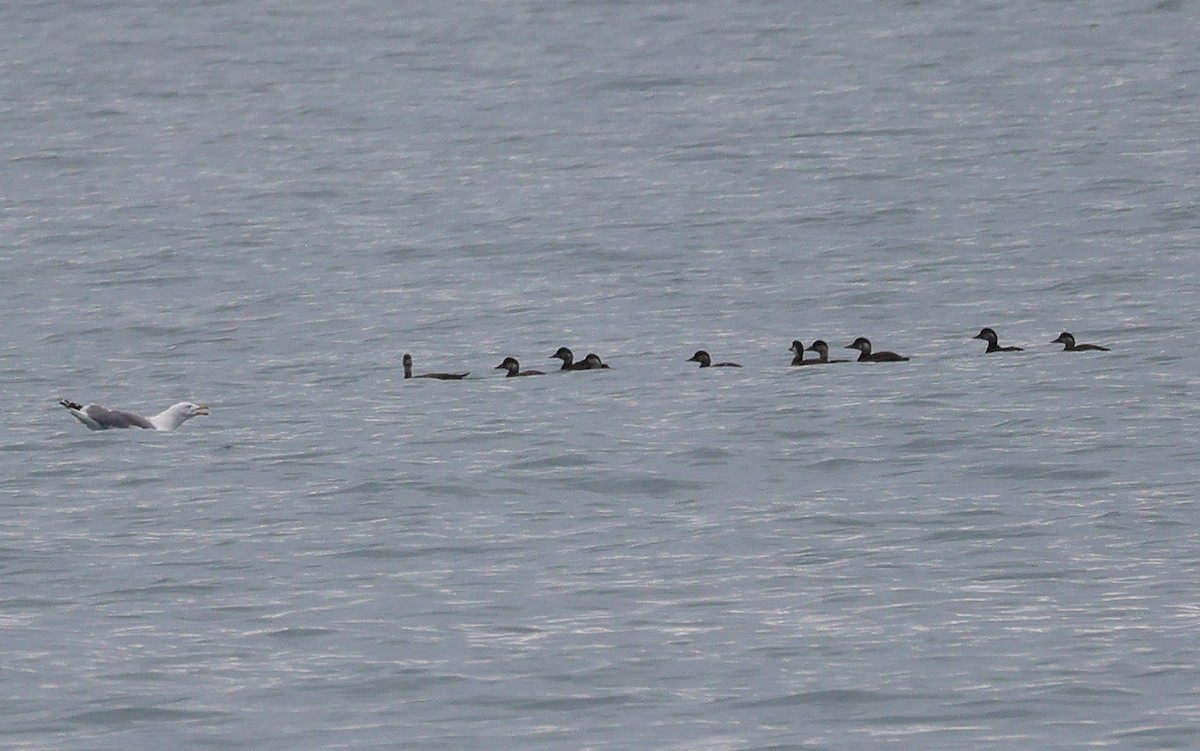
[83,405,155,430]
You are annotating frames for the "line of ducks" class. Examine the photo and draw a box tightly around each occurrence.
[404,330,1110,379]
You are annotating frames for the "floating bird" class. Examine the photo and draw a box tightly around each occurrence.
[58,398,209,431]
[495,357,544,377]
[804,340,848,364]
[973,327,1023,353]
[551,346,590,370]
[845,337,909,362]
[403,353,468,380]
[581,353,610,369]
[1052,332,1110,352]
[789,340,815,366]
[687,350,741,368]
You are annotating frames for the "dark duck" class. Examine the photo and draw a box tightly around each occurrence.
[804,340,848,364]
[495,357,544,377]
[403,353,469,380]
[551,347,589,370]
[1052,332,1110,352]
[789,340,819,366]
[581,353,610,369]
[687,350,741,368]
[973,327,1023,353]
[845,337,909,362]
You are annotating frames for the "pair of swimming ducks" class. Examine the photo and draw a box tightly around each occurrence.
[972,329,1109,353]
[402,347,610,379]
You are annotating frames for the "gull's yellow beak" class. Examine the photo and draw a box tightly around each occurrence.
[197,404,211,416]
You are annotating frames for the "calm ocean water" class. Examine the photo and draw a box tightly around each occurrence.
[3,0,1199,748]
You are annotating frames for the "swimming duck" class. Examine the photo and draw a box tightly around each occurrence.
[1052,332,1110,352]
[804,340,848,364]
[789,340,817,366]
[551,346,591,370]
[973,327,1023,353]
[495,357,544,377]
[403,353,469,380]
[687,350,741,368]
[845,337,909,362]
[581,353,611,369]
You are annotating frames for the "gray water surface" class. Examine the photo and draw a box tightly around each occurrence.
[3,1,1199,749]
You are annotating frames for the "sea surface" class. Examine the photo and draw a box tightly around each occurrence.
[3,0,1199,748]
